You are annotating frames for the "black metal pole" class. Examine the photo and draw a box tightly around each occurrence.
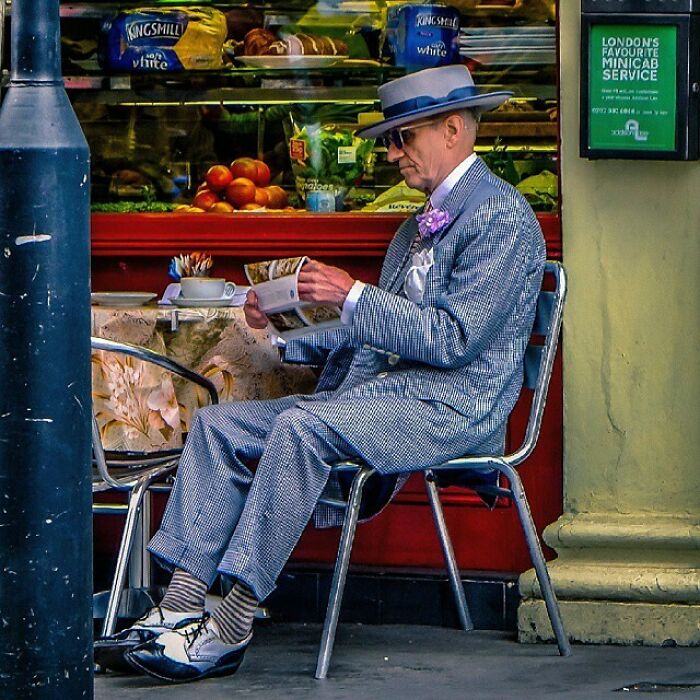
[0,0,93,698]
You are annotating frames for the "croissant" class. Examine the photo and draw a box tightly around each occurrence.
[261,33,348,56]
[243,28,276,56]
[263,40,288,56]
[244,28,348,57]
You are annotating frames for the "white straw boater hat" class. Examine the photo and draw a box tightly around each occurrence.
[356,64,512,139]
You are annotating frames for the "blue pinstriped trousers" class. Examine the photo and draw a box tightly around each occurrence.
[147,393,350,602]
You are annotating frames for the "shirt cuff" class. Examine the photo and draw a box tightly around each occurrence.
[340,281,366,325]
[270,334,287,348]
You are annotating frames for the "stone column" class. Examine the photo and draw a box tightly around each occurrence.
[518,3,700,645]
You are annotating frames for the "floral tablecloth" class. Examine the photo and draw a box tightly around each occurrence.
[91,306,317,452]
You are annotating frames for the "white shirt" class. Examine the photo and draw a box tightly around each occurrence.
[341,151,478,324]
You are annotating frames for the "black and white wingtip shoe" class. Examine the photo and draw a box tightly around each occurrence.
[94,606,203,673]
[125,617,252,683]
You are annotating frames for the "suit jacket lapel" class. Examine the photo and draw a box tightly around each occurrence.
[380,215,419,292]
[431,157,490,245]
[379,158,490,292]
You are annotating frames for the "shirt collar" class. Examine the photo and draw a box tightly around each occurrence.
[428,152,478,210]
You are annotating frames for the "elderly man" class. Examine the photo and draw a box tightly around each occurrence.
[104,63,545,682]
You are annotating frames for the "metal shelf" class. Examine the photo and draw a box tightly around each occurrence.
[0,70,554,104]
[10,1,384,18]
[479,121,557,139]
[66,83,383,106]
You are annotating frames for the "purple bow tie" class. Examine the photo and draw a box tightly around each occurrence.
[416,207,451,240]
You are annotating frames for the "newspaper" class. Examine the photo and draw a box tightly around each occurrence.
[244,256,343,340]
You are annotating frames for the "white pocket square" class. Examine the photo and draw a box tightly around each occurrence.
[403,247,434,304]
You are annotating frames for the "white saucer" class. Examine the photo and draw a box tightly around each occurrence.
[171,295,234,308]
[91,292,157,307]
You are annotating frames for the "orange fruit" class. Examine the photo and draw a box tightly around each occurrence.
[253,188,270,207]
[253,160,271,187]
[209,201,236,214]
[230,158,258,182]
[193,189,220,210]
[205,165,233,192]
[265,185,288,209]
[224,177,257,207]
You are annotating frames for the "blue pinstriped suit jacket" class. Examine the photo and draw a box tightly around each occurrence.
[284,157,545,519]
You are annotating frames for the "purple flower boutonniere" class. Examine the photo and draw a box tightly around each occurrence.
[416,208,452,240]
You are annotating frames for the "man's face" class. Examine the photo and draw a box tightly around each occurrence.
[383,117,446,193]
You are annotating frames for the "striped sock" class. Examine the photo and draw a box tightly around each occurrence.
[211,580,258,644]
[159,568,207,613]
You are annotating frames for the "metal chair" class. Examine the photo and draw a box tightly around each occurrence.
[315,260,569,679]
[91,336,218,638]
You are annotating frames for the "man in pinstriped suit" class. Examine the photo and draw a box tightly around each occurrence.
[115,64,546,683]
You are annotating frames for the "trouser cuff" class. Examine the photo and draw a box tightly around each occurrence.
[148,530,221,587]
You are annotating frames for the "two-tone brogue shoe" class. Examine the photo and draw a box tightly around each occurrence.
[94,606,203,672]
[125,617,251,683]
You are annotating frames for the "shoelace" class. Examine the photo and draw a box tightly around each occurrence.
[182,613,211,646]
[135,605,165,626]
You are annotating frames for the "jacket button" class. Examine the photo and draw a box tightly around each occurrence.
[377,372,388,379]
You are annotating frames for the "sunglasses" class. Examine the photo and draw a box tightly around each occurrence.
[377,119,439,150]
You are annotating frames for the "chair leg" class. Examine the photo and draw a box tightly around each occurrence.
[315,467,374,680]
[500,464,571,657]
[127,490,153,590]
[100,476,152,638]
[424,471,473,631]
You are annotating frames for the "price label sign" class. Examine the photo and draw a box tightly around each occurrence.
[588,24,678,152]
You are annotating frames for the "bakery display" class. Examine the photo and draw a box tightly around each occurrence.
[243,28,348,57]
[243,28,277,56]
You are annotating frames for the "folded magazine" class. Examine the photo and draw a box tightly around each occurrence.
[244,256,343,340]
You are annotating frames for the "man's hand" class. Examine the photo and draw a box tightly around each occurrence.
[244,289,269,329]
[297,260,355,306]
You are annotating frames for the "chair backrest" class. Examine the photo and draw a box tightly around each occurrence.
[509,260,566,467]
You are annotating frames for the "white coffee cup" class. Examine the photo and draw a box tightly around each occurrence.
[180,277,236,300]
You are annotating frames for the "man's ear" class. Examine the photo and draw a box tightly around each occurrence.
[443,113,463,147]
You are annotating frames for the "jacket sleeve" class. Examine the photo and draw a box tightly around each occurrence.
[350,198,531,368]
[281,325,353,365]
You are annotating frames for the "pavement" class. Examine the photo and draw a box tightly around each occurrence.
[95,623,700,700]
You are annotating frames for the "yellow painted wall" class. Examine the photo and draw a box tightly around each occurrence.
[559,2,700,516]
[519,4,700,645]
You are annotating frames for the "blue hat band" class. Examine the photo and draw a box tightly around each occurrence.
[383,85,480,119]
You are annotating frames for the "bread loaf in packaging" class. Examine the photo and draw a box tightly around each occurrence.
[100,7,227,72]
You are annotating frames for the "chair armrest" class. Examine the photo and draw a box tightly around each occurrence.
[91,336,219,405]
[91,336,219,491]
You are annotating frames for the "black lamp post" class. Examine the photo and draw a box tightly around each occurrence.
[0,0,93,697]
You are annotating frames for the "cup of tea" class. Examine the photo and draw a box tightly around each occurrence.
[180,277,235,299]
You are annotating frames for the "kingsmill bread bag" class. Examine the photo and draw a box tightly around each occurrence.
[100,7,227,72]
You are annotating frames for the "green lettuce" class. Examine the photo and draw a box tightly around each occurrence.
[290,123,374,188]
